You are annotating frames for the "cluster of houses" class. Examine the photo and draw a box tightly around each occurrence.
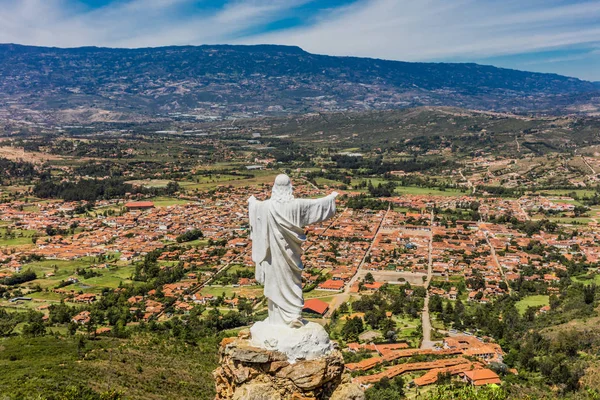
[347,335,505,388]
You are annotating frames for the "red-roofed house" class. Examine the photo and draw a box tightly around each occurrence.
[125,201,155,210]
[303,299,330,316]
[463,369,501,386]
[318,279,345,291]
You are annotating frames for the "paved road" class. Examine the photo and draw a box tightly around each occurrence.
[480,225,512,295]
[420,211,437,349]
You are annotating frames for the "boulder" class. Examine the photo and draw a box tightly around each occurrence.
[330,383,365,400]
[213,335,364,400]
[232,383,282,400]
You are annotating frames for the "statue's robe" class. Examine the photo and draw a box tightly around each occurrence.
[248,194,336,325]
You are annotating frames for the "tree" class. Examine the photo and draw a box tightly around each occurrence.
[573,205,589,217]
[22,321,46,337]
[237,298,253,316]
[176,229,203,243]
[443,301,454,325]
[365,376,404,399]
[166,181,180,194]
[0,309,17,336]
[583,284,596,305]
[364,272,375,284]
[341,317,364,342]
[339,302,349,314]
[365,309,386,330]
[550,294,560,310]
[429,295,443,313]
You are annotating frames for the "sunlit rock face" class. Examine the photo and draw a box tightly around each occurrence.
[213,331,364,400]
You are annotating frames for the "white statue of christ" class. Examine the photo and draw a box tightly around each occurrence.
[248,174,338,328]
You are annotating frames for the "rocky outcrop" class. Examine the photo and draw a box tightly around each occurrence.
[213,331,364,400]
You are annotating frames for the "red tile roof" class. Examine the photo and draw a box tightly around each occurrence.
[463,368,501,385]
[303,298,330,315]
[125,201,155,209]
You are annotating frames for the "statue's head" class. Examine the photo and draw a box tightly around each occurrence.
[271,174,294,202]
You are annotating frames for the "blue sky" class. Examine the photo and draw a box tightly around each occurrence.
[0,0,599,81]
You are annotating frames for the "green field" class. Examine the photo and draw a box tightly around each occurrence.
[13,259,136,292]
[395,186,466,197]
[572,274,600,285]
[83,271,135,289]
[533,217,593,225]
[179,170,278,191]
[145,196,191,207]
[200,285,264,299]
[314,177,344,187]
[179,174,249,190]
[516,295,549,315]
[304,289,338,300]
[16,258,93,280]
[125,179,172,188]
[0,228,37,246]
[536,189,598,198]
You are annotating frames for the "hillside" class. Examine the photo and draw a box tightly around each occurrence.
[229,107,600,156]
[0,334,218,400]
[0,44,599,123]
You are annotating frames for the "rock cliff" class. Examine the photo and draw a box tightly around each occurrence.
[213,331,364,400]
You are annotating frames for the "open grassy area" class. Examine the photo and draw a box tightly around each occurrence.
[178,170,278,191]
[572,274,600,285]
[516,295,549,315]
[226,264,254,274]
[395,186,466,197]
[0,228,38,246]
[83,272,135,289]
[12,259,137,292]
[200,285,264,299]
[303,289,339,299]
[314,177,344,187]
[145,196,192,207]
[537,217,593,225]
[536,189,598,198]
[180,174,249,190]
[0,334,218,400]
[125,179,172,188]
[14,258,94,284]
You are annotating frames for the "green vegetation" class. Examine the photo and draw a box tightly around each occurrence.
[515,295,550,315]
[0,334,218,400]
[146,196,190,207]
[176,229,204,243]
[0,227,37,246]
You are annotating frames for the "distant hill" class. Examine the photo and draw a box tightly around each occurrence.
[0,43,598,122]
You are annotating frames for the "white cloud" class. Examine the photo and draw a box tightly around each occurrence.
[0,0,312,47]
[243,0,600,61]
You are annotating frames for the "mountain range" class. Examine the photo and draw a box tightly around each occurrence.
[0,43,599,123]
